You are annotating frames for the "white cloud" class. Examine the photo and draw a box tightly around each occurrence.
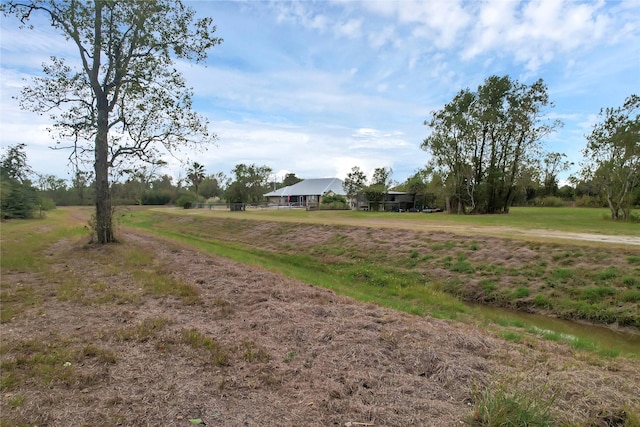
[274,2,328,32]
[462,0,618,71]
[1,0,638,186]
[368,25,397,49]
[333,18,363,39]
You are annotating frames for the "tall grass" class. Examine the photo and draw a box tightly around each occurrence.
[470,377,556,426]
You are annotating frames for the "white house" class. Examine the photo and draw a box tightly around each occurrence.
[264,178,346,207]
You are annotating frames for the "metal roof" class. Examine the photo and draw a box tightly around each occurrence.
[264,178,346,197]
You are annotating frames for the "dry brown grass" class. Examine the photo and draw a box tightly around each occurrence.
[1,228,639,426]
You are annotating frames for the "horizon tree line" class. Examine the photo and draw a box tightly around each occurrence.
[1,2,637,234]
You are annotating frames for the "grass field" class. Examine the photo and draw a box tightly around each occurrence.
[122,207,640,346]
[2,207,640,425]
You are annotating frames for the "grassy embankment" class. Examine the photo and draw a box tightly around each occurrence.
[123,207,640,349]
[2,207,639,425]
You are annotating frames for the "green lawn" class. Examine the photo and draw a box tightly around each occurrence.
[157,206,640,236]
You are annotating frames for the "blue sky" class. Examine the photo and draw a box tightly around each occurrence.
[1,0,639,186]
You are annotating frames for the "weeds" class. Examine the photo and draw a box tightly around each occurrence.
[124,210,640,331]
[116,317,170,342]
[470,376,556,426]
[181,328,229,366]
[0,337,116,392]
[500,330,524,343]
[283,351,297,363]
[241,341,270,363]
[626,255,640,265]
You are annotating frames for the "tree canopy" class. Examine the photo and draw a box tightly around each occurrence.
[581,94,639,220]
[226,163,272,205]
[1,144,39,218]
[187,162,206,202]
[2,0,222,242]
[343,166,367,207]
[422,75,561,214]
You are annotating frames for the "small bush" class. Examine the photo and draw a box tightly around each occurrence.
[38,196,57,211]
[536,196,565,207]
[182,328,229,366]
[141,190,173,205]
[176,194,196,209]
[574,195,604,208]
[321,194,347,205]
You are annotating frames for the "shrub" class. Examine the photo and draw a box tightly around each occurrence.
[38,196,57,211]
[176,193,196,209]
[321,193,347,204]
[574,195,605,208]
[622,276,639,288]
[141,190,173,205]
[0,179,39,218]
[320,194,348,210]
[535,196,565,207]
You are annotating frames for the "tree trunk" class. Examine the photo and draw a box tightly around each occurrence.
[94,108,114,243]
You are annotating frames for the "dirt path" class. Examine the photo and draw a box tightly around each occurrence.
[2,221,640,426]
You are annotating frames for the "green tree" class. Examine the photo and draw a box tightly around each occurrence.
[280,173,303,188]
[343,166,366,209]
[72,170,94,205]
[422,75,561,214]
[3,1,222,242]
[0,144,39,218]
[199,173,226,200]
[582,94,640,220]
[364,166,393,211]
[398,168,436,209]
[187,162,206,202]
[226,164,272,205]
[542,152,572,196]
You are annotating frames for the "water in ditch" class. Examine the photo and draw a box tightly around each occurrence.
[470,303,640,355]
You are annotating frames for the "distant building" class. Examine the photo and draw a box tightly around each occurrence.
[356,191,416,212]
[264,178,346,208]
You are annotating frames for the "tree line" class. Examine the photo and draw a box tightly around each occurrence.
[0,147,303,217]
[2,1,638,243]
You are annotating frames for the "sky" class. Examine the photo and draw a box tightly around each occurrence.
[1,0,639,186]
